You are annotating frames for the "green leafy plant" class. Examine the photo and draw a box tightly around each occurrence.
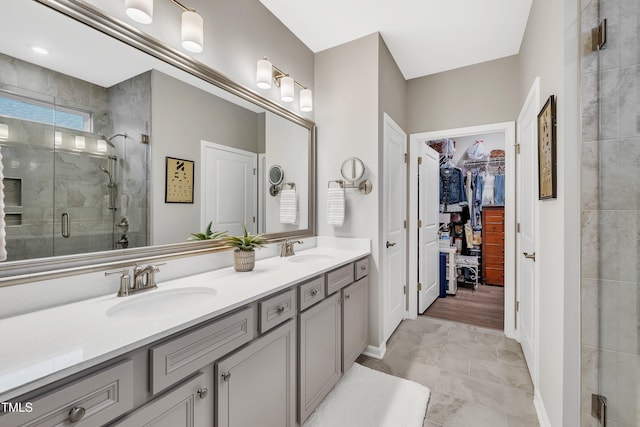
[188,222,227,241]
[224,224,267,251]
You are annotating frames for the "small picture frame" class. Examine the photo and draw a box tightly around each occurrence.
[165,157,194,203]
[537,95,557,200]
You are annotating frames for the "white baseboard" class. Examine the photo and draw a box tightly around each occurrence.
[362,343,387,359]
[534,388,552,427]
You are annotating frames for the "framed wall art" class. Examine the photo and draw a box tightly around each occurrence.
[537,95,557,200]
[165,156,194,203]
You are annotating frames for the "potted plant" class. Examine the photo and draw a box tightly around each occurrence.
[188,222,226,241]
[223,224,267,272]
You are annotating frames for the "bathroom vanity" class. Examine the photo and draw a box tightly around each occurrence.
[0,245,370,427]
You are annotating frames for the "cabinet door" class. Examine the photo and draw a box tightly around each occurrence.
[216,319,296,427]
[342,277,369,372]
[110,368,213,427]
[298,293,342,424]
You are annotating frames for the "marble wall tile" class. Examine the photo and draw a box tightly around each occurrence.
[582,279,599,347]
[582,72,599,142]
[599,69,620,141]
[618,0,639,68]
[581,346,599,416]
[581,141,599,210]
[599,0,620,71]
[618,66,640,139]
[582,210,600,279]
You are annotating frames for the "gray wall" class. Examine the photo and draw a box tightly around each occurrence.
[405,55,520,133]
[151,70,260,245]
[315,33,382,348]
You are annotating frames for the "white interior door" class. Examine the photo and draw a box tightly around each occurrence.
[201,141,257,236]
[418,144,440,313]
[383,113,407,341]
[516,80,539,380]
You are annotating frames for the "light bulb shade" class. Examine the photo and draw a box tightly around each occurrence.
[256,59,273,89]
[74,136,85,150]
[125,0,153,24]
[299,88,313,112]
[54,131,62,146]
[97,139,108,153]
[0,123,8,140]
[280,76,294,102]
[182,11,204,53]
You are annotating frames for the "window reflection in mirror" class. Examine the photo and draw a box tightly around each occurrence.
[0,1,313,264]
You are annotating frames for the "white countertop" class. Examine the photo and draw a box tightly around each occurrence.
[0,243,370,401]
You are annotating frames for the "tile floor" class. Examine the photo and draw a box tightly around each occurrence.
[356,316,539,427]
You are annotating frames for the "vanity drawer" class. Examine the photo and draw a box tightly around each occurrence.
[259,288,297,334]
[354,258,369,280]
[150,306,255,395]
[299,276,326,311]
[326,264,354,295]
[2,359,134,427]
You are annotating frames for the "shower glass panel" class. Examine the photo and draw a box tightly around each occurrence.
[581,0,639,426]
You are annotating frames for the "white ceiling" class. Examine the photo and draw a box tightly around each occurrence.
[259,0,533,80]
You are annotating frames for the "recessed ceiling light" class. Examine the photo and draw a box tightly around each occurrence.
[31,46,49,55]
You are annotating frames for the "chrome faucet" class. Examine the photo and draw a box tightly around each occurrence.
[106,262,165,297]
[280,240,303,257]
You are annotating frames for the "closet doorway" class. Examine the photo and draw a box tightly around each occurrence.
[407,122,516,337]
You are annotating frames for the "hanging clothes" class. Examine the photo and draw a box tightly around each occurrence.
[439,164,466,211]
[494,174,505,205]
[482,173,495,205]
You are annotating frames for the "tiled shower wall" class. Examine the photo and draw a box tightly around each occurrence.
[580,0,640,426]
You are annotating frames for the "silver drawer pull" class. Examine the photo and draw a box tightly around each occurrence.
[68,406,86,423]
[221,371,231,381]
[344,294,350,300]
[276,306,285,315]
[360,265,366,271]
[311,288,319,296]
[61,212,70,238]
[197,387,209,399]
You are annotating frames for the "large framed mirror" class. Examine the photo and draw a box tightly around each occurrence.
[0,0,316,285]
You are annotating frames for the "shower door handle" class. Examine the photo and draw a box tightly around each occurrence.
[61,213,70,238]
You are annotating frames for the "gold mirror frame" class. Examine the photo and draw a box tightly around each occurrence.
[0,0,316,287]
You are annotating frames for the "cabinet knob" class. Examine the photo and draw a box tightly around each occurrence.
[276,306,285,315]
[360,265,366,271]
[68,406,86,423]
[311,288,319,296]
[344,294,350,300]
[221,371,231,381]
[197,387,209,399]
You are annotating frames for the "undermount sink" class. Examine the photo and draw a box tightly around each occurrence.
[288,254,334,264]
[106,287,217,319]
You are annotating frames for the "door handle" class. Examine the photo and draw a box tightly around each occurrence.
[61,212,70,238]
[523,252,536,261]
[386,241,396,248]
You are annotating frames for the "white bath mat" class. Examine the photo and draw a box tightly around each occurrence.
[303,363,430,427]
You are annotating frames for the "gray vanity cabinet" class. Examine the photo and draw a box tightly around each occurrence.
[298,292,342,424]
[216,319,296,427]
[342,276,369,372]
[110,367,213,427]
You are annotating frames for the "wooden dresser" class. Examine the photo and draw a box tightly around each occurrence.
[482,206,504,286]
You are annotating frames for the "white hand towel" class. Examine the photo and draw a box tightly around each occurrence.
[0,148,6,261]
[327,187,345,226]
[279,188,297,224]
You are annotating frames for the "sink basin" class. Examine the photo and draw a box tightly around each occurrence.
[288,254,334,264]
[106,287,217,319]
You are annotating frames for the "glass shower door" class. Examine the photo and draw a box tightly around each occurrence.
[581,0,640,425]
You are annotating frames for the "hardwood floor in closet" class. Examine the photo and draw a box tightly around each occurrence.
[422,284,504,330]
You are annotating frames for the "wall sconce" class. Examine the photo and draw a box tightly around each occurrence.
[0,123,8,140]
[256,58,313,111]
[125,0,203,53]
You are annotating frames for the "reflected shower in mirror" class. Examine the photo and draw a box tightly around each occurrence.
[0,1,313,264]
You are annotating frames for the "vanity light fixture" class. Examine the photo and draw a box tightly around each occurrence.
[125,0,153,24]
[0,123,8,140]
[256,58,313,111]
[125,0,203,53]
[74,135,86,150]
